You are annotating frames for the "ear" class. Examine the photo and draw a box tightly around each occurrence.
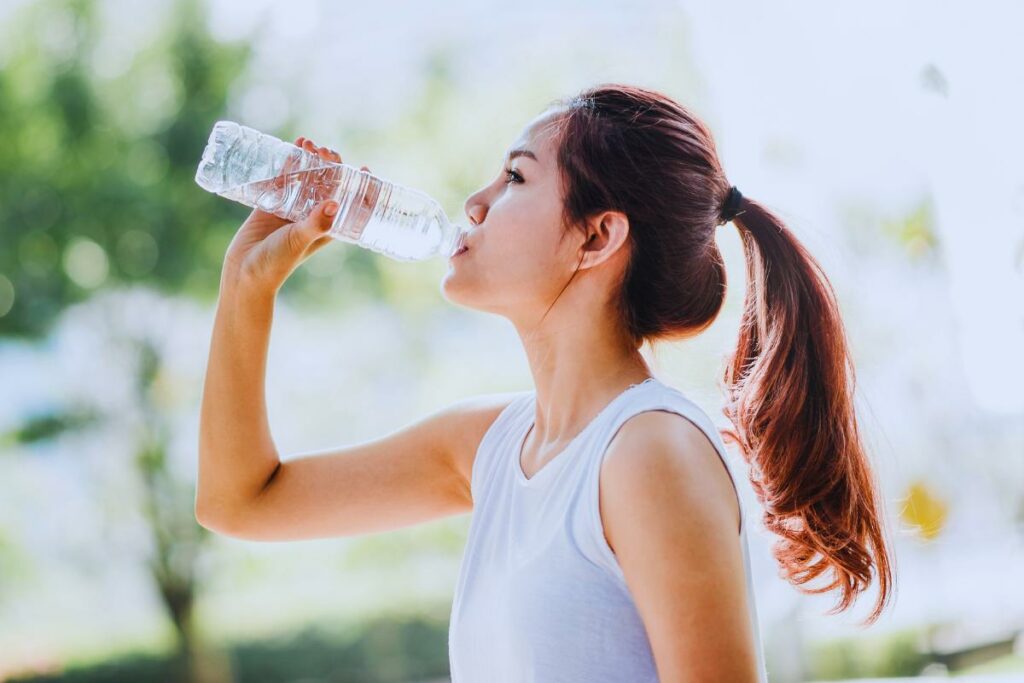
[580,210,630,268]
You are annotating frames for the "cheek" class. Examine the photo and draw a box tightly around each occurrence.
[440,228,569,310]
[498,231,576,309]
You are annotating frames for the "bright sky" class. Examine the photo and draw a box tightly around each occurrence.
[684,0,1024,415]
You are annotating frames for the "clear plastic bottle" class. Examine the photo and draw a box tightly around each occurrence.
[195,120,468,261]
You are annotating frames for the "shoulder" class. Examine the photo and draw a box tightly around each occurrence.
[597,409,760,680]
[440,391,531,493]
[601,409,741,544]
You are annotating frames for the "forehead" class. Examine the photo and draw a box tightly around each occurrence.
[507,109,564,164]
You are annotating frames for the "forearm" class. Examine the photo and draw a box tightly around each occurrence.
[196,272,281,521]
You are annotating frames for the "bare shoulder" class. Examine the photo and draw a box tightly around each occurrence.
[601,410,741,541]
[598,410,758,681]
[440,390,527,502]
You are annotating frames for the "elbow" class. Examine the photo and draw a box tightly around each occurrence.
[194,495,237,534]
[195,505,247,538]
[194,498,221,532]
[195,494,263,540]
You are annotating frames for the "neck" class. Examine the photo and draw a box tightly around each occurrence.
[513,315,653,448]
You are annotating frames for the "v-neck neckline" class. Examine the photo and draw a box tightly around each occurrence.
[514,377,658,487]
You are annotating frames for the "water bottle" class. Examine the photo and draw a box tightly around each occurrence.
[195,120,468,261]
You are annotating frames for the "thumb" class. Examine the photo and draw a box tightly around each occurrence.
[286,200,338,255]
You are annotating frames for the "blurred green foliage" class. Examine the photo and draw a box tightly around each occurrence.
[808,627,931,679]
[881,199,939,261]
[0,406,101,447]
[954,653,1024,676]
[0,0,244,338]
[7,612,451,683]
[0,0,395,341]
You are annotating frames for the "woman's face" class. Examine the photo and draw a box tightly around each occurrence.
[441,109,583,320]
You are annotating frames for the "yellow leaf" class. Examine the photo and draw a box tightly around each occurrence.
[900,480,948,541]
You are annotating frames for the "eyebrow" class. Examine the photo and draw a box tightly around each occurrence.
[506,148,538,163]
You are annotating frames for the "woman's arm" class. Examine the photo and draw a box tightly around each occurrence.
[195,276,281,523]
[196,136,343,523]
[194,136,498,540]
[599,411,760,682]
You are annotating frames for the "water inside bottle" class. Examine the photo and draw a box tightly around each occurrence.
[216,164,452,261]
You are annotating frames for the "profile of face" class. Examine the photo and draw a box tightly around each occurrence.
[440,108,569,319]
[441,108,629,328]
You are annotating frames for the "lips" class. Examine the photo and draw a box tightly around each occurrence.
[451,244,469,257]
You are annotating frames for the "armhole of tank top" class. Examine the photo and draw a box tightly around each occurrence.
[469,391,532,503]
[584,395,746,585]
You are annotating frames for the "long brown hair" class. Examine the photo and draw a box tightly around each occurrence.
[545,83,895,626]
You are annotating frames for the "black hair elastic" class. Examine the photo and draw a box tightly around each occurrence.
[718,185,743,225]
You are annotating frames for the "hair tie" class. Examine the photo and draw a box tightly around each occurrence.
[718,185,743,225]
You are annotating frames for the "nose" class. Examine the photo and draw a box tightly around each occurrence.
[464,191,487,227]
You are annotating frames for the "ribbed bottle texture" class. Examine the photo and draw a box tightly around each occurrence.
[195,121,467,261]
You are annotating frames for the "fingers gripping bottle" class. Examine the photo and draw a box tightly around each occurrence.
[195,121,468,261]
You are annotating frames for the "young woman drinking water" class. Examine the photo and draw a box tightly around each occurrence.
[197,83,896,682]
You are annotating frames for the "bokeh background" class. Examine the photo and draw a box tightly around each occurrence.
[1,0,1022,681]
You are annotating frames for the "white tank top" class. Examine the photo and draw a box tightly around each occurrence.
[448,376,769,682]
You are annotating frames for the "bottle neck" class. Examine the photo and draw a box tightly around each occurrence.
[440,210,469,256]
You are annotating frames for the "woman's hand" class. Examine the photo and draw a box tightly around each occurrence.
[222,137,371,296]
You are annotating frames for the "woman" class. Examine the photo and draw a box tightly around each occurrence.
[197,83,896,682]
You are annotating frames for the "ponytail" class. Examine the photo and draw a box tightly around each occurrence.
[719,196,896,626]
[544,83,896,625]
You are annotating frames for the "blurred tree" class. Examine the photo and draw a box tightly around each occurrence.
[0,0,247,339]
[0,290,230,683]
[0,0,390,341]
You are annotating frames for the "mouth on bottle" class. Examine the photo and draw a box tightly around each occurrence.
[451,229,470,256]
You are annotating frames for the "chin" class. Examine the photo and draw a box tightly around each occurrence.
[439,270,474,308]
[439,272,498,314]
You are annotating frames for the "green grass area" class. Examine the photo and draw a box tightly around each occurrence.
[809,626,1024,680]
[953,652,1024,676]
[6,612,451,683]
[808,627,931,679]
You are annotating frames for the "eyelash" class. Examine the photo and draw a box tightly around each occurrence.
[503,167,524,184]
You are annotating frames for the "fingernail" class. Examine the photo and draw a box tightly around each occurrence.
[324,201,338,216]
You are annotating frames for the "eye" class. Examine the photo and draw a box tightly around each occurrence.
[503,167,524,184]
